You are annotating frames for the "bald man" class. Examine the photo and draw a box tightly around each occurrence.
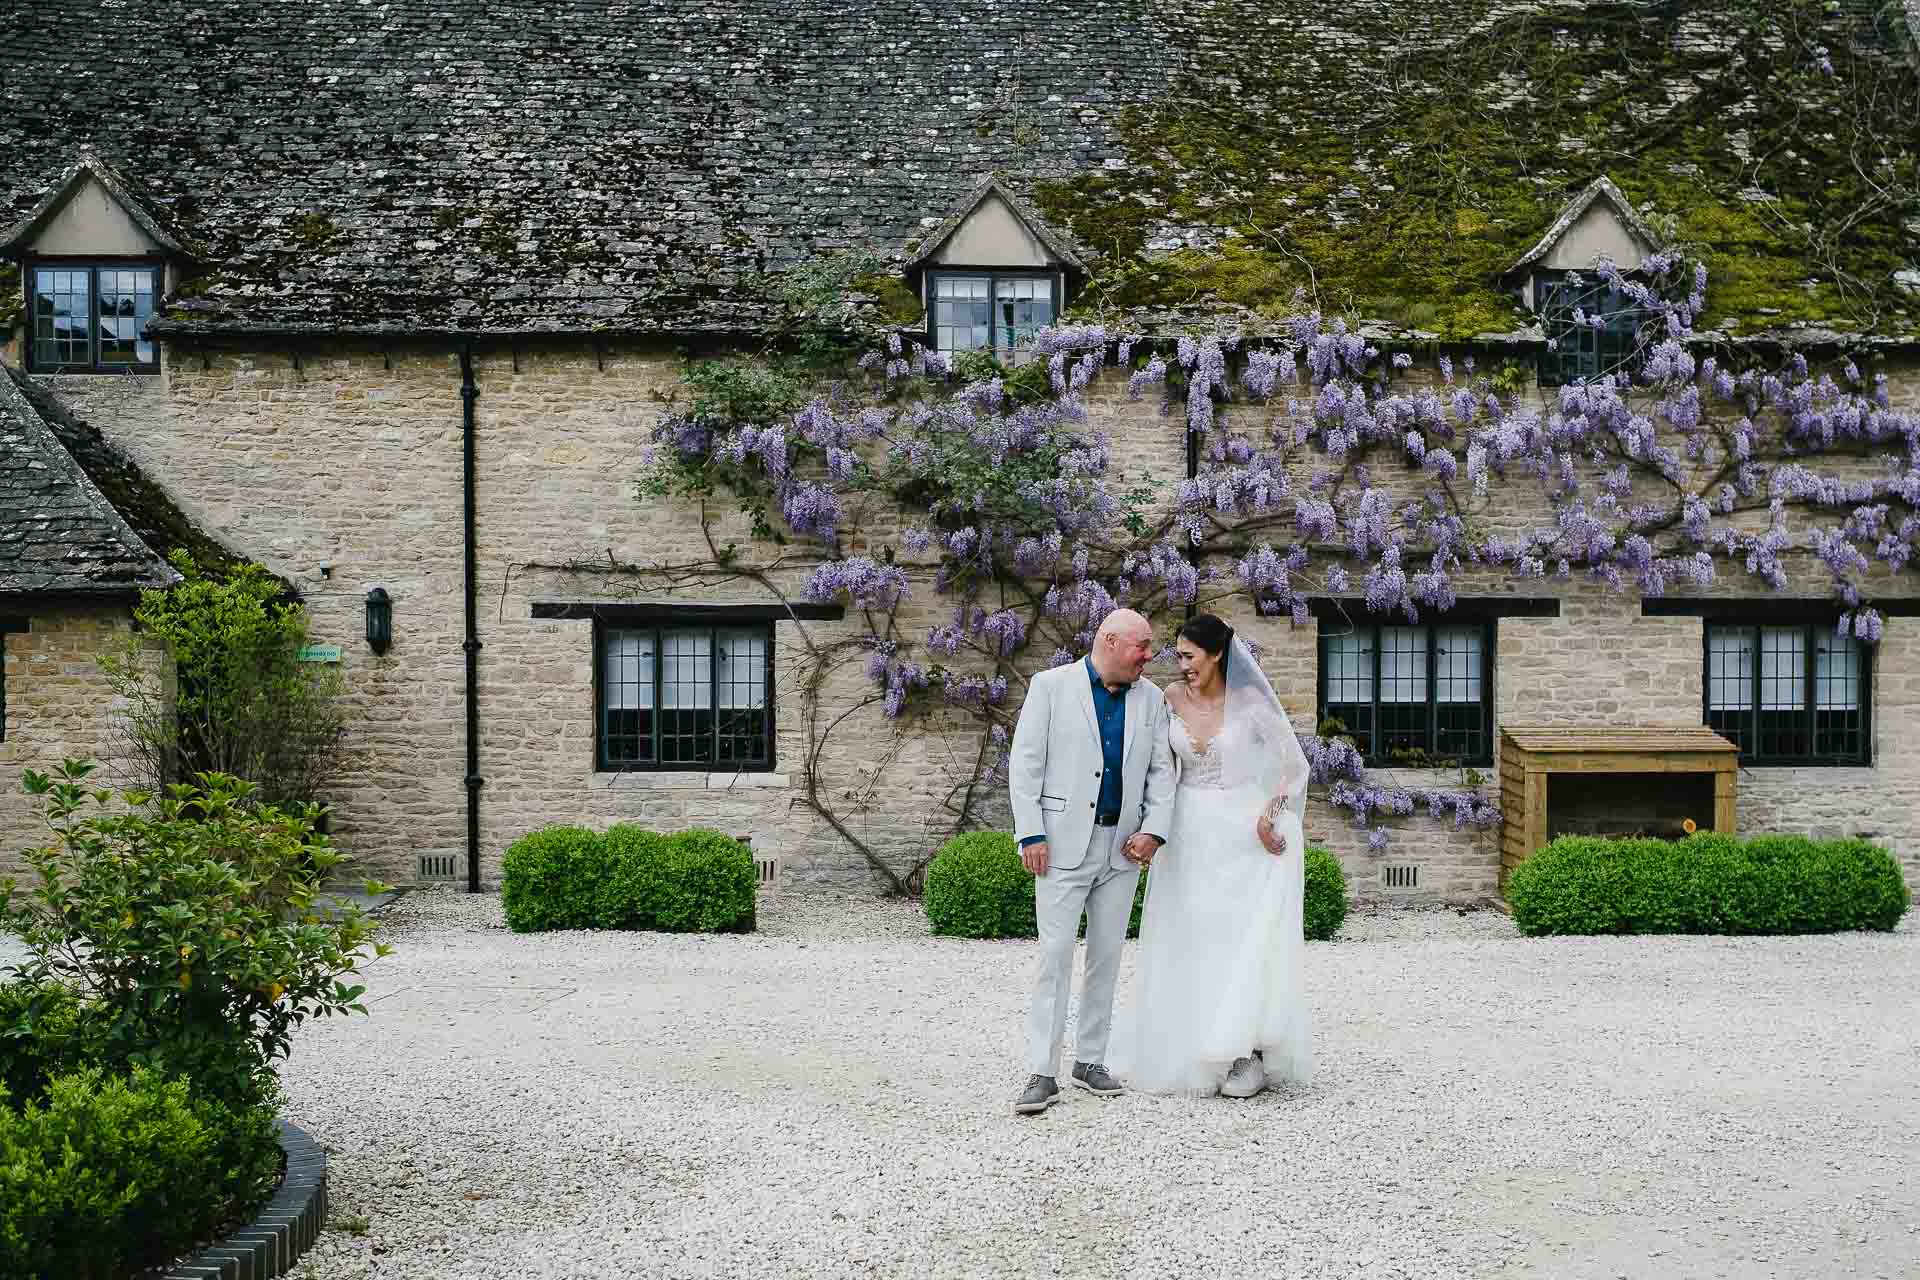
[1007,608,1176,1115]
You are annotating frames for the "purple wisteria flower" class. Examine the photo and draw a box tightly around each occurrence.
[804,556,909,610]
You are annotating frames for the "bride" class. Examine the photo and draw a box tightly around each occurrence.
[1115,612,1313,1097]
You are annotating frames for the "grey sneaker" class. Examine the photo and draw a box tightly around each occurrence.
[1014,1074,1060,1115]
[1220,1054,1266,1098]
[1069,1061,1124,1096]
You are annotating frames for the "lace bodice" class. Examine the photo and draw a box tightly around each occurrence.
[1170,713,1228,790]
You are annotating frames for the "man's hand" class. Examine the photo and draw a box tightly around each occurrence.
[1256,814,1289,856]
[1020,840,1050,876]
[1123,833,1162,866]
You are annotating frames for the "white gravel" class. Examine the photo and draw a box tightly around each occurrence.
[18,890,1920,1278]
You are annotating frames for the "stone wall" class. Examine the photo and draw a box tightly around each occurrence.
[0,603,140,860]
[4,341,1917,906]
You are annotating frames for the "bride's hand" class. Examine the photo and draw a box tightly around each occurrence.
[1256,814,1288,856]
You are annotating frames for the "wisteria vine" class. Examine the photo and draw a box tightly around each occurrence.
[642,254,1919,872]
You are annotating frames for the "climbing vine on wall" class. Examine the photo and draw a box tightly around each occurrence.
[605,242,1920,893]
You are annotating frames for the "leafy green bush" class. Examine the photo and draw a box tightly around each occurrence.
[502,825,756,933]
[601,823,670,928]
[500,825,601,932]
[1303,845,1349,941]
[924,833,1348,940]
[0,761,388,1111]
[0,979,96,1107]
[0,1067,281,1280]
[1508,832,1912,936]
[924,832,1036,938]
[655,829,757,933]
[98,552,351,813]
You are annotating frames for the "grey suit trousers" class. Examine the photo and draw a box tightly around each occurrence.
[1022,825,1141,1076]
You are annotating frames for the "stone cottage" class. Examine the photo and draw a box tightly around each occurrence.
[3,0,1918,901]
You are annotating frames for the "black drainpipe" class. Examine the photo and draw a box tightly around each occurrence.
[1183,425,1200,622]
[460,345,484,892]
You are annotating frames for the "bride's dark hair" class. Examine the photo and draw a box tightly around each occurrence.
[1176,612,1234,677]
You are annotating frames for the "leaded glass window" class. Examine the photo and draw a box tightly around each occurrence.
[1319,622,1494,766]
[1706,622,1869,765]
[29,263,160,372]
[928,271,1055,356]
[597,622,772,770]
[1534,269,1642,386]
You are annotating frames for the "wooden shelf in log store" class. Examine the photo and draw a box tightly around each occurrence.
[1497,725,1739,891]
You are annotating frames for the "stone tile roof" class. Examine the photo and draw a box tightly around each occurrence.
[0,0,1176,338]
[0,365,177,597]
[0,1,1912,340]
[0,365,246,598]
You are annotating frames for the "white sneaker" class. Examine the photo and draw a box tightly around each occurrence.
[1220,1054,1266,1098]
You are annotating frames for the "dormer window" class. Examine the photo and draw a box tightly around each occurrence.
[905,176,1083,359]
[3,150,188,376]
[930,271,1058,355]
[1502,177,1662,387]
[30,263,160,372]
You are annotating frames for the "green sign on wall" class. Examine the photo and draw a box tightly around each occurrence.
[296,644,343,663]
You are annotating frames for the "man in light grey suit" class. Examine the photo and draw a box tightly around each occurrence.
[1007,608,1176,1115]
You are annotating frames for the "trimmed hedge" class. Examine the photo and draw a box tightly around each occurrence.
[922,831,1349,941]
[501,823,756,934]
[0,1065,280,1280]
[500,825,601,933]
[924,832,1038,938]
[1507,832,1912,937]
[1302,845,1349,942]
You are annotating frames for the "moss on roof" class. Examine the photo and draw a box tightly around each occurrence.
[1033,0,1919,340]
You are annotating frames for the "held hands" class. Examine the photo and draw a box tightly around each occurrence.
[1022,833,1161,876]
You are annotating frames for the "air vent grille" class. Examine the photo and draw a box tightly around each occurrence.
[418,853,459,882]
[1380,864,1421,892]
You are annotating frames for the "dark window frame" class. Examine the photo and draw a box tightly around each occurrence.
[1316,619,1497,767]
[0,618,23,743]
[592,618,776,773]
[925,268,1061,358]
[24,256,164,375]
[1703,620,1872,767]
[1533,268,1644,388]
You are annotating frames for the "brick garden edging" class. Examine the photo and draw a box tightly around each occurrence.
[158,1119,328,1280]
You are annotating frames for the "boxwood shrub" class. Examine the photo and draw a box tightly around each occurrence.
[922,831,1349,941]
[1507,832,1912,937]
[500,824,601,932]
[1302,845,1348,941]
[924,832,1039,938]
[501,823,755,934]
[0,1065,281,1280]
[655,829,758,934]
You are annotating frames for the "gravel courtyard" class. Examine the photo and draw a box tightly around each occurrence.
[274,889,1920,1280]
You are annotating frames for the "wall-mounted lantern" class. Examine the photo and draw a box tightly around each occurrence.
[365,587,392,655]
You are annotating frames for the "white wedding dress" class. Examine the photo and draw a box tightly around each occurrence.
[1114,640,1314,1095]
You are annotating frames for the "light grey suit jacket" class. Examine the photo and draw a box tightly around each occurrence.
[1007,660,1177,872]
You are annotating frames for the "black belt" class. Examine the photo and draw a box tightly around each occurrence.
[1093,812,1121,827]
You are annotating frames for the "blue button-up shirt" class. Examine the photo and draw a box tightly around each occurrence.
[1021,657,1129,847]
[1086,656,1128,817]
